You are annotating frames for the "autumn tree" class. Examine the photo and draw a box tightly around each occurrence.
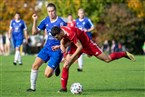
[97,3,145,54]
[0,0,37,34]
[25,0,144,54]
[127,0,145,18]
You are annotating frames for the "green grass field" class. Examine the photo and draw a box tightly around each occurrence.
[0,55,145,97]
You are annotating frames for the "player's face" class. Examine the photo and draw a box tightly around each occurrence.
[54,31,64,40]
[15,14,20,20]
[47,6,56,19]
[78,10,84,19]
[68,15,73,22]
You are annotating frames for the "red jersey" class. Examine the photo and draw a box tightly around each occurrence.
[67,20,76,27]
[60,26,102,56]
[61,26,90,47]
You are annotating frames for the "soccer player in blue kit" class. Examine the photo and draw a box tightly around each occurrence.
[27,3,66,92]
[8,12,28,65]
[75,8,95,71]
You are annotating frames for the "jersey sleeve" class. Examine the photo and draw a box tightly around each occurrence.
[9,20,13,29]
[68,30,78,45]
[87,18,94,27]
[60,20,67,26]
[23,21,27,30]
[37,18,46,31]
[71,35,79,45]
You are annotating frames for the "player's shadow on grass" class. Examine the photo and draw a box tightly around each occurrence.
[87,88,145,92]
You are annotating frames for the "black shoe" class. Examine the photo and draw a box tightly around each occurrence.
[13,62,17,65]
[55,65,60,76]
[27,88,36,92]
[58,88,67,93]
[77,68,83,72]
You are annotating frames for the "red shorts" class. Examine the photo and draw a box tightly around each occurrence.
[68,41,102,57]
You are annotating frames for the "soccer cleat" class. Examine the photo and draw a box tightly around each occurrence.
[77,68,83,72]
[26,88,36,92]
[19,62,23,65]
[55,65,60,76]
[58,88,67,93]
[126,52,136,62]
[13,62,17,65]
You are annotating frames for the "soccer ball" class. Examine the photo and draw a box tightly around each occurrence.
[70,83,83,94]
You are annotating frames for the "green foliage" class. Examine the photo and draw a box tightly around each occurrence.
[0,0,37,34]
[97,3,145,54]
[1,0,144,54]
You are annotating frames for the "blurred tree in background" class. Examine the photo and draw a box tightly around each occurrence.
[97,3,145,54]
[50,0,145,54]
[0,0,38,34]
[0,0,144,54]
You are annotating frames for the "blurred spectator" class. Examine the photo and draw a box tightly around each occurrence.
[142,41,145,55]
[0,34,4,55]
[2,34,6,54]
[23,35,30,55]
[4,32,11,55]
[118,42,122,52]
[23,34,44,54]
[102,40,110,54]
[111,40,119,53]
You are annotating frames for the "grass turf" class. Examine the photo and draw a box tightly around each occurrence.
[0,55,145,97]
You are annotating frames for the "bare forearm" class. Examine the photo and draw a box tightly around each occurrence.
[24,30,28,41]
[71,46,82,60]
[32,20,38,35]
[8,28,12,38]
[87,26,94,32]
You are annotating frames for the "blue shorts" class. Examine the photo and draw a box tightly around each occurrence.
[12,39,23,48]
[38,47,63,70]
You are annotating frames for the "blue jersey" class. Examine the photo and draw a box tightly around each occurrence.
[37,16,66,51]
[10,19,27,40]
[76,17,94,39]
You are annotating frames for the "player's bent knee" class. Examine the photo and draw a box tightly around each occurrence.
[44,73,52,78]
[101,58,111,63]
[102,57,112,63]
[63,65,70,69]
[104,60,111,63]
[32,64,39,70]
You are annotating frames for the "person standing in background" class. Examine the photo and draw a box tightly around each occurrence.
[67,14,76,27]
[4,32,11,55]
[142,41,145,55]
[75,8,94,72]
[8,12,28,65]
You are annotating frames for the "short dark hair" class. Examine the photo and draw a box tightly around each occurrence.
[15,12,20,15]
[51,26,61,36]
[68,13,72,16]
[47,3,56,10]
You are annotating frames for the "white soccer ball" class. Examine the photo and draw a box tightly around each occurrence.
[70,82,83,94]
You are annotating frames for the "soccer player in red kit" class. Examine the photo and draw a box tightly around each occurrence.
[67,14,76,27]
[51,26,136,92]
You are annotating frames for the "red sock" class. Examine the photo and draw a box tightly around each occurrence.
[109,52,126,60]
[61,67,69,90]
